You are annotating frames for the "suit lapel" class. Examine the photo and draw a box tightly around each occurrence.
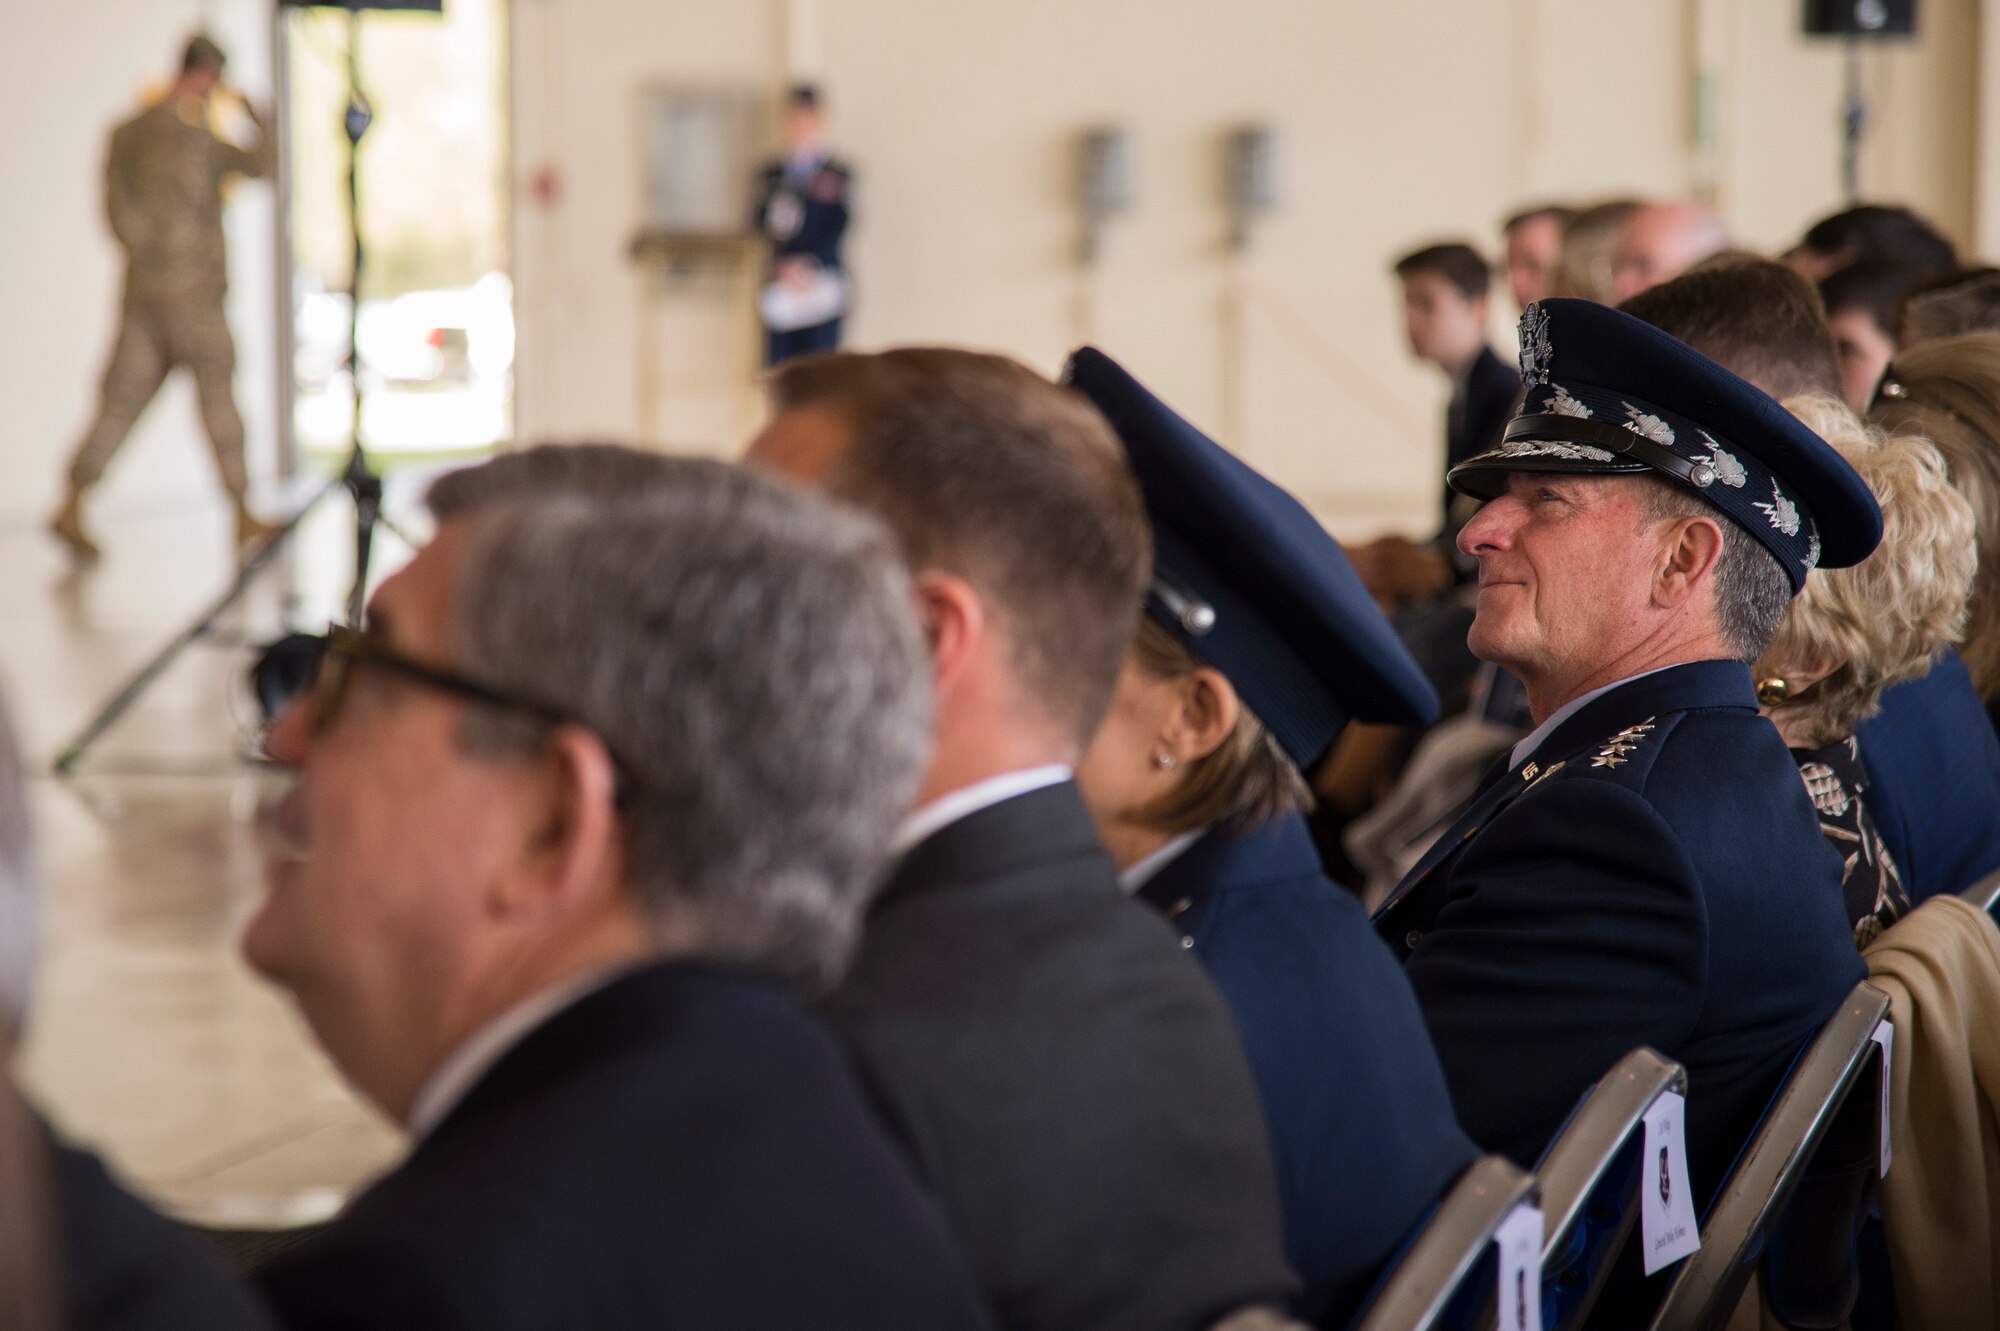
[1372,660,1758,920]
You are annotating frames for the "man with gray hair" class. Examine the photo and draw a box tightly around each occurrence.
[247,445,988,1330]
[0,688,277,1328]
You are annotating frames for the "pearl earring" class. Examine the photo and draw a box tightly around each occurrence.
[1152,751,1177,772]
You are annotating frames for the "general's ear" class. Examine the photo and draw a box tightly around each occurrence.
[1655,514,1726,610]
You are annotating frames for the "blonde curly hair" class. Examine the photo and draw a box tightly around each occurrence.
[1764,395,1977,748]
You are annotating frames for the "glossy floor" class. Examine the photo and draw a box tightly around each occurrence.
[11,482,442,1228]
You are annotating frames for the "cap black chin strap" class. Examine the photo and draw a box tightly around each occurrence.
[1505,414,1716,489]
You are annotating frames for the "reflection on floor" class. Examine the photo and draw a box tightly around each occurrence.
[11,481,441,1228]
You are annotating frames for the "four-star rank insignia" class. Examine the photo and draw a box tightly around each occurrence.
[1590,718,1657,769]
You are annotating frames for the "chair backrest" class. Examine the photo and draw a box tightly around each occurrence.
[1648,981,1891,1331]
[1535,1047,1688,1330]
[1351,1155,1539,1331]
[1962,866,2000,917]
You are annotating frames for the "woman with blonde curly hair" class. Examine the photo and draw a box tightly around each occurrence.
[1757,397,1978,944]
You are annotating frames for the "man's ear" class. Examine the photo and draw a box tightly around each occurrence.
[506,725,623,919]
[1655,514,1726,610]
[1162,667,1242,766]
[913,573,985,700]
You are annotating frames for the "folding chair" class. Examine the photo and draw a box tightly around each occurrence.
[1350,1155,1538,1331]
[1649,980,1891,1331]
[1962,866,2000,916]
[1534,1047,1687,1330]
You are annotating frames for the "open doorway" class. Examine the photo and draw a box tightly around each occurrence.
[283,0,511,468]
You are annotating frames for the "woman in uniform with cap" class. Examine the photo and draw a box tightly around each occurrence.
[1066,348,1478,1329]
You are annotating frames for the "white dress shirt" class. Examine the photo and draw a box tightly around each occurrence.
[1508,664,1682,771]
[890,765,1073,857]
[405,963,636,1140]
[1117,829,1206,895]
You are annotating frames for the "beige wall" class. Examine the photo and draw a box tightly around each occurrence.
[12,2,1980,535]
[511,0,1980,537]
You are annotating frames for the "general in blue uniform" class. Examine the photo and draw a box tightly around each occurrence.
[1373,300,1879,1223]
[1069,347,1479,1327]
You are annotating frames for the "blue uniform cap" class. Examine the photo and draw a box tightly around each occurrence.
[1064,347,1441,771]
[1448,298,1882,593]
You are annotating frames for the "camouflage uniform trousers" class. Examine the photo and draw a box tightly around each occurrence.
[67,294,248,498]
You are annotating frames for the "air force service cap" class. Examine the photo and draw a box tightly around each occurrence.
[1064,347,1440,771]
[1449,298,1882,593]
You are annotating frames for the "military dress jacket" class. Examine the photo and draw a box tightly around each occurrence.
[752,155,852,273]
[1135,813,1477,1329]
[1853,647,2000,903]
[824,782,1298,1331]
[1374,660,1866,1211]
[257,962,991,1331]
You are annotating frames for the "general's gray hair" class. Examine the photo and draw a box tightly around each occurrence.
[0,694,38,1028]
[1638,477,1792,660]
[431,448,931,993]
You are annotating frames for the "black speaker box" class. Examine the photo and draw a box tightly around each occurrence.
[1803,0,1917,36]
[280,1,442,10]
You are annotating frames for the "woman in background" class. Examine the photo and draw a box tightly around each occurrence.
[1068,348,1476,1329]
[1761,397,1978,942]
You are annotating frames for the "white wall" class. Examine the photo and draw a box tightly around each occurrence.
[509,0,1980,538]
[7,2,279,528]
[15,2,1981,539]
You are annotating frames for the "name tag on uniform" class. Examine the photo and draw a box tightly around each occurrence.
[1494,1201,1543,1331]
[1640,1090,1701,1275]
[1870,1021,1893,1176]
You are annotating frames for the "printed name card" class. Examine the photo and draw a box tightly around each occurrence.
[1870,1021,1894,1176]
[1640,1090,1701,1275]
[1494,1200,1543,1331]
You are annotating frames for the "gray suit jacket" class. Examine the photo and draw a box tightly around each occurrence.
[824,781,1297,1331]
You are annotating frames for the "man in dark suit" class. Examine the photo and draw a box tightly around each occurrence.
[0,690,278,1331]
[1621,262,2000,903]
[1374,299,1877,1259]
[245,446,989,1330]
[752,84,853,366]
[749,351,1298,1331]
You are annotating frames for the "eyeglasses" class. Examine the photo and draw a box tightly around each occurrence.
[286,625,641,804]
[298,624,571,734]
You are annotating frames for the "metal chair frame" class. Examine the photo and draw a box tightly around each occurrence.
[1352,1155,1539,1331]
[1535,1047,1688,1329]
[1647,980,1891,1331]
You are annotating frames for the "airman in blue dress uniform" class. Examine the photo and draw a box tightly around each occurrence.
[1067,347,1478,1328]
[1373,300,1878,1238]
[752,84,852,366]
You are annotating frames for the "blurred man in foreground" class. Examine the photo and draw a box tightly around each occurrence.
[749,351,1298,1331]
[53,35,277,560]
[0,687,277,1328]
[247,446,989,1330]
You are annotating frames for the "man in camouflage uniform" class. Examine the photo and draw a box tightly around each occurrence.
[52,35,277,560]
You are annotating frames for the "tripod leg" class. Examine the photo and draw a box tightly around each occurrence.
[52,475,343,776]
